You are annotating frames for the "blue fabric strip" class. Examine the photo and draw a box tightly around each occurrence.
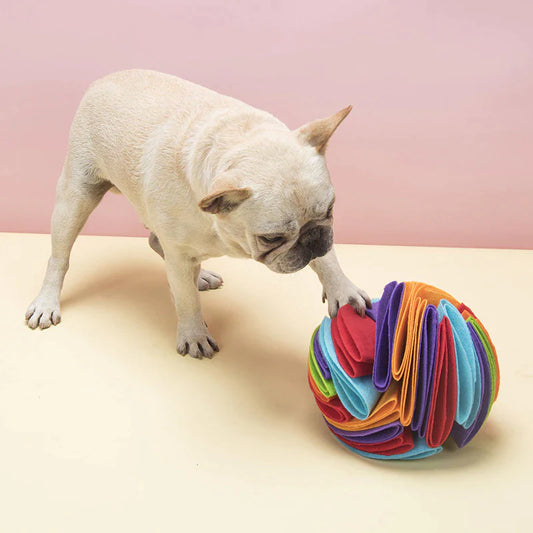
[451,321,492,447]
[438,300,481,428]
[318,317,381,420]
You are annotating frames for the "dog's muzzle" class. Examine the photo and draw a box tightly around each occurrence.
[269,225,334,273]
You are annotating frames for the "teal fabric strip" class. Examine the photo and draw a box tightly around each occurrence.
[438,300,481,427]
[318,318,381,420]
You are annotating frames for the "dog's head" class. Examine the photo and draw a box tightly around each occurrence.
[198,106,351,273]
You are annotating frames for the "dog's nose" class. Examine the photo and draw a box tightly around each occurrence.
[300,226,333,260]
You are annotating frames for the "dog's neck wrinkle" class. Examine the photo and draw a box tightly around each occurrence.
[185,108,287,198]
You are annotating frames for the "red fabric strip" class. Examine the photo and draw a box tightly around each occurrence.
[426,316,458,448]
[331,306,375,378]
[333,427,414,456]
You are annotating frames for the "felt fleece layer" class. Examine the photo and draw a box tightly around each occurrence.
[307,281,500,460]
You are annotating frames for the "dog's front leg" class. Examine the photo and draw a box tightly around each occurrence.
[310,248,371,318]
[162,242,219,359]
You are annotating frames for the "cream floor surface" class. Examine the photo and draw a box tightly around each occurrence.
[1,232,532,532]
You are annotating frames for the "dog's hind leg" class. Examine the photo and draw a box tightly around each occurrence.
[25,160,111,329]
[148,232,223,291]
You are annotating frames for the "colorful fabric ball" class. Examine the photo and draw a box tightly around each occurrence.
[308,281,500,460]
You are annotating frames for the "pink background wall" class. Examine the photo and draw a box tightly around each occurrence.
[1,1,532,249]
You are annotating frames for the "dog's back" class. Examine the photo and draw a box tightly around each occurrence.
[69,70,241,190]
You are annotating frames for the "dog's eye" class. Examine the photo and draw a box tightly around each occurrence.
[259,235,285,246]
[326,204,334,218]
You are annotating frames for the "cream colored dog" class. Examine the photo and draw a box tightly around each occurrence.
[25,69,370,358]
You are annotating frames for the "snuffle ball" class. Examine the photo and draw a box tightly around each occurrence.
[308,281,500,460]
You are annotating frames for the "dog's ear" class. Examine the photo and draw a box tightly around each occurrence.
[198,173,252,214]
[294,105,352,155]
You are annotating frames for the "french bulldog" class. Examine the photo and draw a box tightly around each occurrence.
[25,69,371,358]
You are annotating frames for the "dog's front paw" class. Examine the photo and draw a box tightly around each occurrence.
[25,295,61,329]
[176,322,219,359]
[322,278,371,318]
[198,269,223,291]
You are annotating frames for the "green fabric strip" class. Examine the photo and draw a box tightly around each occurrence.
[467,317,497,412]
[309,328,337,398]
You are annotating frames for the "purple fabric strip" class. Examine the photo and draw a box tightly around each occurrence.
[326,420,404,444]
[411,304,439,436]
[373,282,404,392]
[313,327,331,379]
[373,281,397,391]
[365,300,379,322]
[450,322,491,448]
[388,284,404,360]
